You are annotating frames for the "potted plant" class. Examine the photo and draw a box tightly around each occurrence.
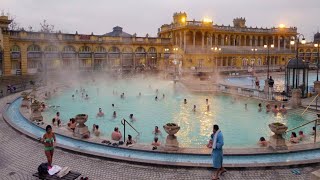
[268,122,288,135]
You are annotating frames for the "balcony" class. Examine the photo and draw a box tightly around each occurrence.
[185,46,294,55]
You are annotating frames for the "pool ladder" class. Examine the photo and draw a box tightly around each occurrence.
[121,118,140,142]
[286,118,320,143]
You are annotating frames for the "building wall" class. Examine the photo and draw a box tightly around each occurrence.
[0,13,300,76]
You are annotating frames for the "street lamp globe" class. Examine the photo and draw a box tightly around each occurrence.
[290,38,295,45]
[315,44,319,48]
[301,38,306,44]
[271,44,274,48]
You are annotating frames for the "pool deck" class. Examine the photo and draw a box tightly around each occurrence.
[1,93,320,179]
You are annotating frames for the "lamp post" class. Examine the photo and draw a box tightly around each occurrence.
[290,34,306,88]
[173,47,179,78]
[164,48,170,78]
[263,43,274,79]
[315,42,320,81]
[211,47,221,73]
[251,48,257,72]
[263,43,274,99]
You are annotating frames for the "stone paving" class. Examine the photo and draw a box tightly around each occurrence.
[0,94,320,179]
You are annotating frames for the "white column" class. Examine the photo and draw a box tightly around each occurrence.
[249,36,253,46]
[284,37,287,49]
[179,31,182,48]
[201,31,205,48]
[278,36,281,50]
[193,31,196,48]
[221,34,225,46]
[183,31,186,51]
[214,34,217,45]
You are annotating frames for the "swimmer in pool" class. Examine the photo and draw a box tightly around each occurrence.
[97,108,104,117]
[184,99,187,104]
[258,103,262,112]
[129,114,136,121]
[193,105,196,112]
[113,111,117,118]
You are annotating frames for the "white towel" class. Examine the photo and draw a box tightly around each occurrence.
[48,165,62,175]
[212,130,220,149]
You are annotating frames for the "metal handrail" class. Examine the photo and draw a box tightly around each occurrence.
[121,118,140,142]
[285,118,319,143]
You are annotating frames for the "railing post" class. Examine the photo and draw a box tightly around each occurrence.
[122,119,126,142]
[315,120,317,144]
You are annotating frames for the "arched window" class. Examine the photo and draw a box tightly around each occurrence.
[122,47,133,53]
[95,46,106,53]
[27,44,41,52]
[148,47,157,53]
[79,46,91,52]
[63,46,76,52]
[109,46,120,53]
[10,45,20,52]
[135,47,146,53]
[44,45,59,52]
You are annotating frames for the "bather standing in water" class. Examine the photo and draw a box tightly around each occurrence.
[258,103,262,112]
[97,108,104,117]
[193,105,196,112]
[163,94,165,99]
[184,99,187,104]
[206,99,209,105]
[113,111,117,118]
[245,104,248,111]
[155,96,158,101]
[129,114,137,121]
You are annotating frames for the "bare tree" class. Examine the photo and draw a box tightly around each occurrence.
[40,20,54,33]
[8,16,21,31]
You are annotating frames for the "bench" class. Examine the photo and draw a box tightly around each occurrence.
[32,171,81,180]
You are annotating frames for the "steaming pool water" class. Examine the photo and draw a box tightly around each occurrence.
[42,78,315,148]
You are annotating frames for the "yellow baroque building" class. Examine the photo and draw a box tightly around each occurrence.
[0,12,314,76]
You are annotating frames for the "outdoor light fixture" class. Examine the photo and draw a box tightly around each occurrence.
[203,17,212,23]
[279,24,286,28]
[181,17,186,23]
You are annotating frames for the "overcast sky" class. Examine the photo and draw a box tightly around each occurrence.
[1,0,319,41]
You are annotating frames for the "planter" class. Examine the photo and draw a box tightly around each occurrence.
[163,123,180,151]
[163,123,180,136]
[268,122,288,150]
[74,114,89,139]
[75,114,88,127]
[268,122,288,135]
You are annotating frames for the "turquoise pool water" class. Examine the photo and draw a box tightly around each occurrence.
[42,78,316,148]
[7,98,320,166]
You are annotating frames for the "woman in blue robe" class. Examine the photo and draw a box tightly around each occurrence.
[211,124,226,180]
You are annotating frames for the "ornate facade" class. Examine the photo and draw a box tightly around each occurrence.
[159,12,298,70]
[0,12,310,76]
